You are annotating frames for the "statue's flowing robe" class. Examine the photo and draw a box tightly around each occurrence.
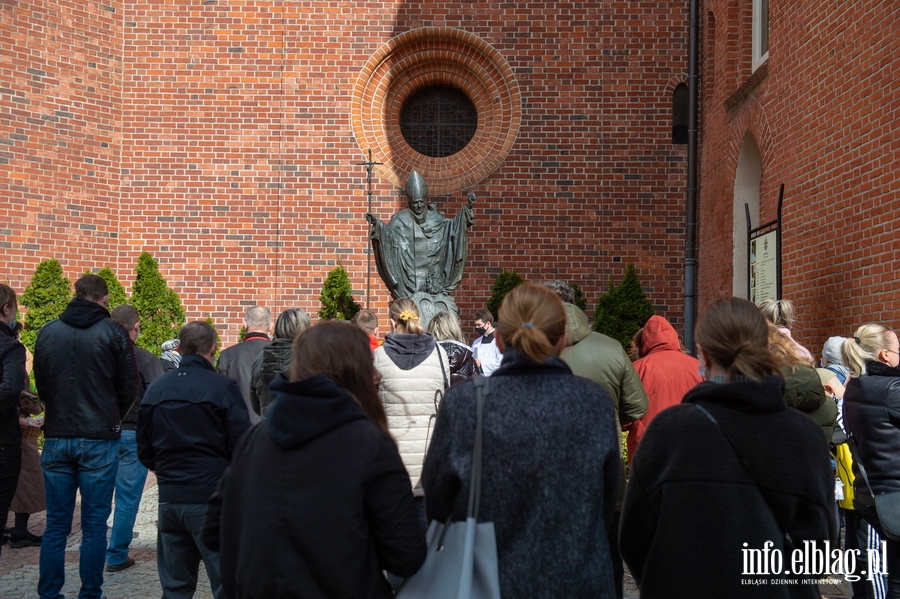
[370,206,473,299]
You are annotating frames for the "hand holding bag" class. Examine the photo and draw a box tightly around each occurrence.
[396,375,501,599]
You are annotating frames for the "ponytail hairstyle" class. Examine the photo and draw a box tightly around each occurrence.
[389,298,425,335]
[759,298,796,329]
[496,284,566,364]
[291,321,388,433]
[695,297,782,382]
[841,324,895,378]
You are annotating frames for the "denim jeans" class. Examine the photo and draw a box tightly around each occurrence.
[157,502,224,599]
[106,430,148,566]
[39,437,119,599]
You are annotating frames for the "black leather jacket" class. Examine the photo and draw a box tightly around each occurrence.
[34,298,137,440]
[437,339,481,385]
[844,360,900,497]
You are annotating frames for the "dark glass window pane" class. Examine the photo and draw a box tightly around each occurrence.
[401,86,478,158]
[760,0,769,55]
[672,83,688,144]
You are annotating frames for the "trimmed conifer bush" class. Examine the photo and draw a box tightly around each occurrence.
[20,259,72,354]
[318,264,361,321]
[131,252,185,357]
[592,263,655,350]
[487,269,525,320]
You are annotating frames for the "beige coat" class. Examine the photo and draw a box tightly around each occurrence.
[374,343,449,491]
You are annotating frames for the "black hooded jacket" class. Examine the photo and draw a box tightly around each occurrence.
[203,373,426,599]
[34,297,137,440]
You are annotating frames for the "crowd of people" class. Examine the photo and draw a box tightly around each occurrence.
[0,276,899,598]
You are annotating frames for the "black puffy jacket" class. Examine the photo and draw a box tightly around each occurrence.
[0,323,26,444]
[437,339,481,385]
[34,298,137,440]
[249,337,291,417]
[844,360,900,497]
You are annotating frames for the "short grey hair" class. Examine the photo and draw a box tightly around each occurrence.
[543,280,574,305]
[274,308,311,340]
[245,305,272,329]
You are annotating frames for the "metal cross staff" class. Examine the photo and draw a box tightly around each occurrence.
[357,149,382,309]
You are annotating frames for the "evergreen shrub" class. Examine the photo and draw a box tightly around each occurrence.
[487,269,525,320]
[131,252,185,356]
[592,263,655,350]
[20,259,72,353]
[318,264,361,321]
[570,282,588,312]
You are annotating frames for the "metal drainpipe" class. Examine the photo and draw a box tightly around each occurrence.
[684,0,700,355]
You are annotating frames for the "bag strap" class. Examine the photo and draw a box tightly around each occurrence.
[694,403,794,545]
[438,345,450,391]
[847,432,875,498]
[468,374,489,520]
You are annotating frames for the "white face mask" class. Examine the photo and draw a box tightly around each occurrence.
[696,346,707,379]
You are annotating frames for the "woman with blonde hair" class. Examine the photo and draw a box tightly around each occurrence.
[842,323,900,597]
[427,310,480,385]
[768,323,837,443]
[423,284,620,597]
[620,297,835,597]
[203,321,426,598]
[760,297,814,362]
[373,298,449,497]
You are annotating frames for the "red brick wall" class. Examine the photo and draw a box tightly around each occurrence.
[4,1,690,345]
[1,0,123,280]
[699,0,900,356]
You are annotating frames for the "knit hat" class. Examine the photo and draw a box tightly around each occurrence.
[821,336,846,366]
[161,338,180,352]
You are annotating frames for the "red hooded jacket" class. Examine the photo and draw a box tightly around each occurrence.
[626,315,703,459]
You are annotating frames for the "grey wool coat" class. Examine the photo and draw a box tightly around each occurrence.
[422,348,620,599]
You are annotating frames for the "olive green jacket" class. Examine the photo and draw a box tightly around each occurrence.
[560,303,649,509]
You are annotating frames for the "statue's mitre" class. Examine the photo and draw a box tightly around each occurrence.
[405,171,428,198]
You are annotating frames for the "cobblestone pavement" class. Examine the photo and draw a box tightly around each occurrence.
[0,472,852,599]
[0,473,214,599]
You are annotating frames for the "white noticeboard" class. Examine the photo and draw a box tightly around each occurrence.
[750,229,778,306]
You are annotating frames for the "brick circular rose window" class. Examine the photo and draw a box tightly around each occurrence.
[351,27,521,195]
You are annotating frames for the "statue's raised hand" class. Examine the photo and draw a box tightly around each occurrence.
[365,212,377,226]
[467,190,476,208]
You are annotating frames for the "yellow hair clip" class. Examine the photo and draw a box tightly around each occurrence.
[398,310,420,322]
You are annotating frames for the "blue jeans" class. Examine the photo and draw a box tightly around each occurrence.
[39,437,119,599]
[157,502,224,599]
[106,430,148,566]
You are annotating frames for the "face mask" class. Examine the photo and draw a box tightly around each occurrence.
[476,326,487,336]
[696,347,707,379]
[9,319,17,330]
